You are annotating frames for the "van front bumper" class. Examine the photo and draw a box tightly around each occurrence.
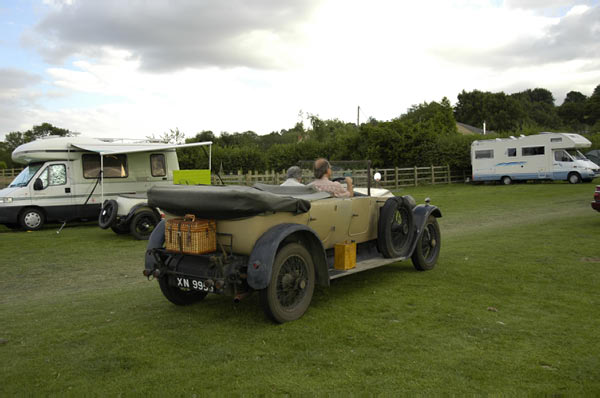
[0,206,21,224]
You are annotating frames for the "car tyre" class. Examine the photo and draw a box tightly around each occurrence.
[377,197,414,258]
[98,200,118,229]
[20,208,45,231]
[260,243,315,323]
[110,223,130,235]
[158,276,208,305]
[411,215,441,271]
[130,210,159,240]
[501,176,512,185]
[568,173,581,184]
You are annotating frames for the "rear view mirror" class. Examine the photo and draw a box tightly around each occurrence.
[33,178,44,191]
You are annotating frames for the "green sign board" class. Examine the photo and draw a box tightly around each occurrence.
[173,169,211,185]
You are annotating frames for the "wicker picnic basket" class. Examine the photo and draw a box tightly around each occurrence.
[165,214,217,255]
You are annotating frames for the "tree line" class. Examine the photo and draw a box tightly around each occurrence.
[2,84,599,172]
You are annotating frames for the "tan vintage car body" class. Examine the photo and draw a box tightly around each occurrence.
[145,184,441,323]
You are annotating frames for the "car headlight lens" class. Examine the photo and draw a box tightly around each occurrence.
[0,197,13,203]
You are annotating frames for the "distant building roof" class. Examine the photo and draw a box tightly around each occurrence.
[456,122,494,135]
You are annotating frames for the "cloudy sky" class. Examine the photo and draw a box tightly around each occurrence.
[1,0,599,140]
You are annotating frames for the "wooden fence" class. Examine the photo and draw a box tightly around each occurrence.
[0,168,23,189]
[211,165,470,188]
[0,166,471,189]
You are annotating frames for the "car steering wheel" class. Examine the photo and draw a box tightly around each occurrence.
[332,177,347,183]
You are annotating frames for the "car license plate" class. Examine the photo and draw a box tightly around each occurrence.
[175,276,214,293]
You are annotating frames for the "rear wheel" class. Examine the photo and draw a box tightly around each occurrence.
[501,176,512,185]
[158,276,208,305]
[110,223,130,235]
[20,208,45,231]
[260,243,315,323]
[130,210,159,240]
[411,216,441,271]
[568,173,581,184]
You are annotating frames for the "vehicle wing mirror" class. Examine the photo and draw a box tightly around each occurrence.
[33,178,44,191]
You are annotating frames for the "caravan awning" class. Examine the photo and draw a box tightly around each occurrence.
[70,141,212,155]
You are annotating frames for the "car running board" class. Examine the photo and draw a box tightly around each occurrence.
[328,255,408,280]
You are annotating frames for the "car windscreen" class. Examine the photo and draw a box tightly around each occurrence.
[8,163,43,187]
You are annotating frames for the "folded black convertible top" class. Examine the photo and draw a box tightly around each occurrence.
[148,184,318,219]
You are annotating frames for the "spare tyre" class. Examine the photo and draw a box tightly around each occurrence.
[98,199,118,229]
[377,197,414,258]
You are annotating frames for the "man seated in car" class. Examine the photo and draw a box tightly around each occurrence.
[280,166,304,186]
[308,158,353,197]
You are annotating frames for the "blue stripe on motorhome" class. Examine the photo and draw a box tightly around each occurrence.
[495,161,527,167]
[473,173,551,181]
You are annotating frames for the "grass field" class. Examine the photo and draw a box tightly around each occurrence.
[1,181,599,394]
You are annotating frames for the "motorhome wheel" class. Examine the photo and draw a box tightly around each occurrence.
[98,200,118,229]
[20,208,45,231]
[260,243,315,323]
[130,210,159,240]
[411,215,441,271]
[501,176,512,185]
[568,173,581,184]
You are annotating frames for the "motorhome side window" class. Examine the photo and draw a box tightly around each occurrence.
[475,150,493,159]
[554,150,572,162]
[39,164,67,188]
[82,154,128,178]
[150,154,166,177]
[507,148,516,157]
[522,146,545,156]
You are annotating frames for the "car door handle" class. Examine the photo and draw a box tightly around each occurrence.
[352,213,359,217]
[65,188,71,193]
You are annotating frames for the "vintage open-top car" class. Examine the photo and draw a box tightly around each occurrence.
[144,180,442,323]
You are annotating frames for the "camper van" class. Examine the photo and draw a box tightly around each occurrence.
[471,132,599,185]
[0,136,211,230]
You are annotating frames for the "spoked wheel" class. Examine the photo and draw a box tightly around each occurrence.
[378,197,414,258]
[260,243,315,323]
[411,215,441,271]
[98,200,118,229]
[130,210,159,240]
[158,276,208,305]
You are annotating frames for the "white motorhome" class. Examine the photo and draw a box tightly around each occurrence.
[471,132,599,185]
[0,136,211,230]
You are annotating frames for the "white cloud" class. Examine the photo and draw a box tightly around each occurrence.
[3,0,600,140]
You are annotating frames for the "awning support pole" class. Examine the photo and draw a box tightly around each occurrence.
[100,154,104,205]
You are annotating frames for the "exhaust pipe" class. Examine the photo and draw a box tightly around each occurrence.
[233,291,252,303]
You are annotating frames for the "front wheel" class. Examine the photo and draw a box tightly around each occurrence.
[501,176,512,185]
[411,216,441,271]
[98,200,118,229]
[260,243,315,323]
[20,208,45,231]
[158,276,208,305]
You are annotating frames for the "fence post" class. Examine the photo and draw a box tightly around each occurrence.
[383,169,388,188]
[414,166,418,187]
[431,165,435,184]
[447,164,451,184]
[395,167,399,190]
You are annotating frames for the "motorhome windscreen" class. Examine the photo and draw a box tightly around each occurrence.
[566,149,587,160]
[9,163,43,187]
[82,154,128,178]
